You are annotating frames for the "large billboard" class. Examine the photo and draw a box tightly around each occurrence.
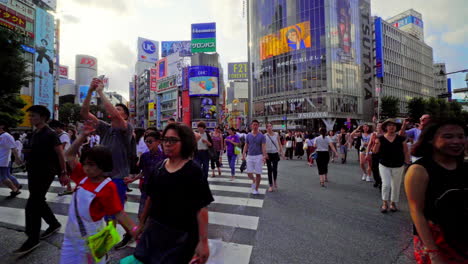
[188,66,219,96]
[191,22,216,53]
[59,65,68,79]
[76,55,97,70]
[332,0,359,63]
[393,15,423,28]
[375,17,384,78]
[260,21,312,60]
[33,7,54,114]
[0,2,34,38]
[228,62,248,80]
[137,37,159,63]
[161,41,191,57]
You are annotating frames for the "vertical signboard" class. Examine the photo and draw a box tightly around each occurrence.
[34,7,55,114]
[375,17,384,78]
[156,58,168,80]
[191,22,216,53]
[150,67,157,91]
[359,0,374,121]
[137,37,159,63]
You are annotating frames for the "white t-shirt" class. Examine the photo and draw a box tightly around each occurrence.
[0,132,17,167]
[137,137,149,155]
[58,132,71,151]
[314,136,331,151]
[197,132,209,150]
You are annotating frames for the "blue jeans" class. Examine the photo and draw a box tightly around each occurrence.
[195,150,209,178]
[227,154,237,176]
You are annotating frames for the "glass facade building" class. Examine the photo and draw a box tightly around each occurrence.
[248,0,373,130]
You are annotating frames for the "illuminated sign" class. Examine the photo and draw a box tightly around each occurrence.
[188,66,219,96]
[375,17,384,78]
[260,21,311,60]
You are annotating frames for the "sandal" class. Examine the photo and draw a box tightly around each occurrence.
[380,205,388,213]
[268,187,274,192]
[390,205,398,212]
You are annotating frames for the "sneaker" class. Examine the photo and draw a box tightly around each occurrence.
[251,183,256,190]
[58,190,73,196]
[13,239,41,255]
[366,176,372,182]
[126,187,133,193]
[8,190,21,198]
[252,189,259,195]
[361,174,366,181]
[114,233,133,250]
[40,224,61,239]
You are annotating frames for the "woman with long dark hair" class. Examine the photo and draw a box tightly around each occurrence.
[314,128,339,187]
[351,124,373,181]
[136,123,214,264]
[405,119,467,263]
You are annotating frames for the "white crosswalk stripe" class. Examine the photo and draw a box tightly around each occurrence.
[0,155,269,264]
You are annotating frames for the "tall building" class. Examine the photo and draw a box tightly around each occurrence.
[248,0,374,130]
[386,9,424,41]
[375,13,435,113]
[136,69,150,128]
[433,63,448,96]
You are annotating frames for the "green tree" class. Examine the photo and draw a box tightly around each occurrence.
[407,97,426,122]
[380,96,399,119]
[59,103,82,124]
[424,97,441,119]
[0,29,29,127]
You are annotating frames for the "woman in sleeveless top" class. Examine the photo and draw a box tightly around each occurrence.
[351,124,373,181]
[327,131,338,163]
[405,119,467,263]
[265,123,283,192]
[373,119,409,213]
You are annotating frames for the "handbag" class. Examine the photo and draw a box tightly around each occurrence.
[134,218,189,264]
[285,141,292,148]
[234,146,241,155]
[240,159,247,173]
[73,191,121,263]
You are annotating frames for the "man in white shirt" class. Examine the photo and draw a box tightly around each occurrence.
[0,121,23,197]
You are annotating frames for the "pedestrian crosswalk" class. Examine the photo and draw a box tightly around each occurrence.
[0,155,268,263]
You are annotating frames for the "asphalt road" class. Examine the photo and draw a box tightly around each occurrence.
[0,151,415,264]
[249,151,414,264]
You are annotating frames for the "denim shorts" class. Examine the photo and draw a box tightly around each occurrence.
[0,167,11,181]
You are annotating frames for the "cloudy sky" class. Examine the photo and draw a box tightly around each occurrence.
[57,0,467,100]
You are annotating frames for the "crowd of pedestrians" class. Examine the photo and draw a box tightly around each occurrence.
[0,76,466,263]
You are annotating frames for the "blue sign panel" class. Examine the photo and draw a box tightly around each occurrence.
[188,66,219,96]
[34,7,55,114]
[21,44,36,54]
[191,22,216,39]
[375,17,384,78]
[395,15,423,28]
[161,41,192,57]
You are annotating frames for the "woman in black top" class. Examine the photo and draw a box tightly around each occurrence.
[136,123,214,264]
[373,119,410,213]
[405,119,467,263]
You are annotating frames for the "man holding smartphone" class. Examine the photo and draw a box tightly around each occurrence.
[80,77,135,249]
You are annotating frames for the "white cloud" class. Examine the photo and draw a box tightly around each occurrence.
[442,25,468,46]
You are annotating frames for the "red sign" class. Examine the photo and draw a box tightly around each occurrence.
[0,5,26,28]
[80,57,96,68]
[59,65,68,78]
[150,67,157,92]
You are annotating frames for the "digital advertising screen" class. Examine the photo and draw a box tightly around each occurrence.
[260,21,312,60]
[188,66,219,96]
[161,41,192,57]
[200,98,218,119]
[332,0,360,64]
